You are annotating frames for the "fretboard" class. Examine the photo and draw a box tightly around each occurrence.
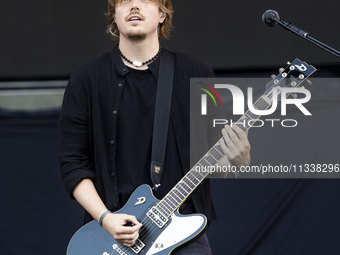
[155,89,273,218]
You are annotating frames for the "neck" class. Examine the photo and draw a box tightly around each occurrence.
[118,36,160,69]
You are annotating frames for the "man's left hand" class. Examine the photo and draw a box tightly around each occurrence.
[220,124,251,168]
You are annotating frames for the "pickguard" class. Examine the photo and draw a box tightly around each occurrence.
[145,212,205,254]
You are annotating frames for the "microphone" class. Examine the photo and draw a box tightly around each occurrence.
[262,10,308,37]
[262,10,280,27]
[262,10,340,58]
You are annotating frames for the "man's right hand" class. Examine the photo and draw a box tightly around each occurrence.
[102,213,143,247]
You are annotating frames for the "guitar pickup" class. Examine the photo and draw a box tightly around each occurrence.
[130,239,145,254]
[147,206,168,228]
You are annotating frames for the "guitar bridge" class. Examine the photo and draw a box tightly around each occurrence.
[147,206,168,228]
[112,244,127,255]
[111,239,145,255]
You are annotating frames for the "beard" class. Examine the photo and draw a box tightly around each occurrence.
[126,31,147,42]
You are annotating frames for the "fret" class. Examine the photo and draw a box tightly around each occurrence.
[187,170,200,185]
[177,183,189,196]
[183,176,195,189]
[254,96,271,110]
[169,190,181,204]
[245,110,259,120]
[210,144,224,158]
[235,122,248,132]
[164,196,176,208]
[193,168,205,179]
[174,186,187,199]
[201,157,210,166]
[161,198,175,212]
[178,181,191,194]
[205,153,218,165]
[157,202,171,215]
[156,205,169,217]
[171,189,185,201]
[181,179,193,190]
[233,116,250,131]
[210,145,225,161]
[187,171,200,184]
[158,194,176,212]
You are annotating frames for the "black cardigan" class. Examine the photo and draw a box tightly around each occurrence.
[59,45,222,223]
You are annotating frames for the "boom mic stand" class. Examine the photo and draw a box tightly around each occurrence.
[262,10,340,58]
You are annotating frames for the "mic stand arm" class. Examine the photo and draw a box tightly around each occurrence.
[273,17,340,58]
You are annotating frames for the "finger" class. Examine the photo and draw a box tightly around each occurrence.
[115,224,142,236]
[114,232,139,246]
[229,124,247,141]
[115,231,139,242]
[229,125,251,151]
[123,215,142,227]
[219,136,232,157]
[117,239,135,247]
[221,127,238,151]
[224,125,242,146]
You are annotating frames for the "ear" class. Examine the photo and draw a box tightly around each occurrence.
[159,12,166,24]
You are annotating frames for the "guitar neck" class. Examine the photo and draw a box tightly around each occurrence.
[155,100,267,218]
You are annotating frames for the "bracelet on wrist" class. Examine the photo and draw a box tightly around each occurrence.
[98,210,111,227]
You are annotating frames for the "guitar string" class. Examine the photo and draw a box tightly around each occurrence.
[115,67,301,254]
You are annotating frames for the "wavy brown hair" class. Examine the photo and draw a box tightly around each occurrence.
[106,0,174,40]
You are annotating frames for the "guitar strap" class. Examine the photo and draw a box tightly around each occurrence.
[150,50,175,192]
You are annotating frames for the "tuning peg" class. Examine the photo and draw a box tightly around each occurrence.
[299,74,305,80]
[306,79,312,85]
[287,61,291,65]
[271,74,277,79]
[279,68,285,73]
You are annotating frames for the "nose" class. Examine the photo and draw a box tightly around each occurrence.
[130,0,140,10]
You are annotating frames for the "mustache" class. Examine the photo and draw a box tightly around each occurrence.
[126,11,145,21]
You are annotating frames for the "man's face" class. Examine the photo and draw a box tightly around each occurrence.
[114,0,165,41]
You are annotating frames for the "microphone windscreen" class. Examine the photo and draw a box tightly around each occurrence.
[262,10,280,27]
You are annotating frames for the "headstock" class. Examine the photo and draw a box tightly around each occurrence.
[264,59,317,101]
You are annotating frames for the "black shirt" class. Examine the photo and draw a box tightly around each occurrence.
[59,45,223,223]
[116,67,156,205]
[116,66,185,207]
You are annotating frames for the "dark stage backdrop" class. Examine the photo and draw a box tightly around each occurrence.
[1,67,339,254]
[1,0,340,78]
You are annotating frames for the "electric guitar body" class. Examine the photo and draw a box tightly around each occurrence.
[67,184,207,255]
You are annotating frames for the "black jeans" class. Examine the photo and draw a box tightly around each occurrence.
[173,234,212,255]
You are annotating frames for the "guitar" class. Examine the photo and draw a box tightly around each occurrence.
[67,59,316,255]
